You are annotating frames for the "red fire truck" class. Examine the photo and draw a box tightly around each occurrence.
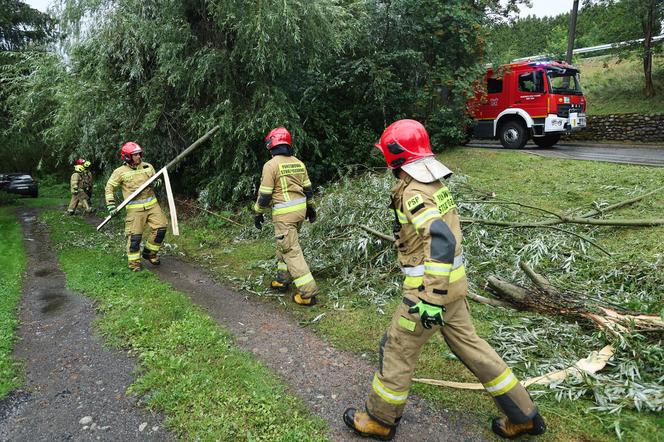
[469,59,587,149]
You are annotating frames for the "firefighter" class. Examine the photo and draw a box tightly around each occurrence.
[104,142,168,272]
[343,120,546,440]
[67,159,92,215]
[254,127,319,306]
[81,160,94,208]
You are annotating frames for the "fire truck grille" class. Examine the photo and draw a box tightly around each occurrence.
[557,103,583,118]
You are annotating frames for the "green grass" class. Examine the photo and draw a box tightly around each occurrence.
[42,210,329,441]
[168,148,664,441]
[443,148,664,275]
[577,53,664,116]
[0,207,26,398]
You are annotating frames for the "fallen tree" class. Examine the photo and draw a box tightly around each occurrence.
[353,184,664,337]
[485,261,664,338]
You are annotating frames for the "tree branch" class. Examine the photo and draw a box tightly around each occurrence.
[175,198,245,227]
[356,224,395,242]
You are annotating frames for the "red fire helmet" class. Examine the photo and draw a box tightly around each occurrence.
[374,119,433,169]
[120,142,143,163]
[264,127,292,150]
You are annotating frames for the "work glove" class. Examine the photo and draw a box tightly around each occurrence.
[72,189,79,195]
[254,213,264,230]
[306,206,317,223]
[106,204,117,216]
[151,178,162,189]
[408,299,445,329]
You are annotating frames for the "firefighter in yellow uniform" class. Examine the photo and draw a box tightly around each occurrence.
[81,160,94,209]
[343,120,546,440]
[104,142,168,272]
[254,127,319,306]
[67,159,92,215]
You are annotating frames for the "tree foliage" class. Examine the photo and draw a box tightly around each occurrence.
[486,0,647,63]
[3,0,520,204]
[486,0,663,97]
[0,0,53,51]
[0,0,54,173]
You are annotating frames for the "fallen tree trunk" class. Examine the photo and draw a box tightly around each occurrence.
[486,261,664,338]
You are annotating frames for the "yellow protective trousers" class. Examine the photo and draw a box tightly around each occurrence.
[67,192,91,214]
[273,220,318,298]
[366,287,537,427]
[124,203,168,264]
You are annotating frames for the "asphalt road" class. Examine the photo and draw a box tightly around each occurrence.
[466,140,664,167]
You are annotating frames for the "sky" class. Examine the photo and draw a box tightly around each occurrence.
[24,0,53,13]
[25,0,577,17]
[516,0,577,18]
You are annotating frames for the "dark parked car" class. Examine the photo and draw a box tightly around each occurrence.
[6,174,38,198]
[0,173,24,190]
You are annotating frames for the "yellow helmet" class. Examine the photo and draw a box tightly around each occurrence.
[74,164,85,173]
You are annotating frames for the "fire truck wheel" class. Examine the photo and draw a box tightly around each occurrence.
[499,120,528,149]
[533,134,561,148]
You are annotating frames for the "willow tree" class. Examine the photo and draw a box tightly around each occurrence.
[9,0,514,203]
[40,0,352,203]
[0,0,54,173]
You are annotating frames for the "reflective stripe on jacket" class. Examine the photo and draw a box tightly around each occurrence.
[254,155,313,222]
[104,162,158,209]
[391,174,468,305]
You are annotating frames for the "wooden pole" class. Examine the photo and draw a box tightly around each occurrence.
[566,0,580,64]
[96,125,219,231]
[163,168,179,236]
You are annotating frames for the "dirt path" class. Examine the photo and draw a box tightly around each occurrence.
[0,207,171,441]
[149,258,493,441]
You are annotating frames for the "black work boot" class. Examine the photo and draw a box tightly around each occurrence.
[270,279,290,292]
[492,413,546,439]
[343,408,396,441]
[292,293,317,307]
[271,271,291,292]
[141,249,161,265]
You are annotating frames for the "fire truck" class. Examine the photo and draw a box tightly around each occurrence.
[469,59,586,149]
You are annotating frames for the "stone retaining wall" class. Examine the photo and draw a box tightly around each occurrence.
[563,113,664,142]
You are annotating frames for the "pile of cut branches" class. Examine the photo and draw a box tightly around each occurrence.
[228,169,664,413]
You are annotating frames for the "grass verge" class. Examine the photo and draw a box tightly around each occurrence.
[42,210,328,441]
[167,148,664,442]
[578,53,664,116]
[0,207,26,398]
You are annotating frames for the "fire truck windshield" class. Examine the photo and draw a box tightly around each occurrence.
[546,69,582,95]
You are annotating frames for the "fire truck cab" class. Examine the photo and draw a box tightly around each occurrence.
[469,59,586,149]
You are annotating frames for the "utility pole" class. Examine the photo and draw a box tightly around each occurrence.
[566,0,580,64]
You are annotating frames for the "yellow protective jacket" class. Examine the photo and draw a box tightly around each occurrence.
[391,174,467,306]
[105,162,159,210]
[70,172,83,194]
[254,154,314,223]
[81,170,93,191]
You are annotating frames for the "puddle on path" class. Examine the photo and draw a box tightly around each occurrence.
[34,268,54,277]
[39,290,68,314]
